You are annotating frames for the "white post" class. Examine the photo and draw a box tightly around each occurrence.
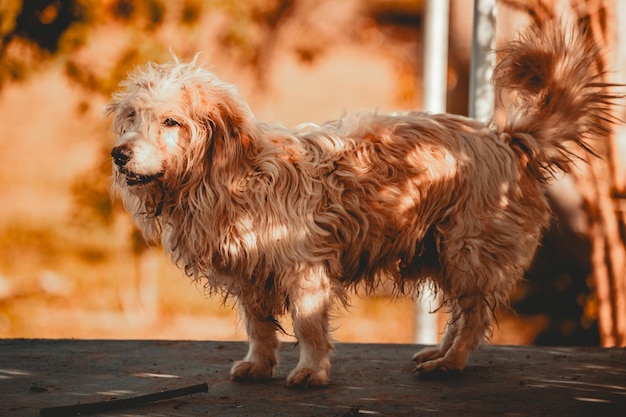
[469,0,497,122]
[422,0,450,114]
[415,0,450,345]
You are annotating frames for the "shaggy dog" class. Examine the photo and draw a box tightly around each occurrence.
[106,20,617,388]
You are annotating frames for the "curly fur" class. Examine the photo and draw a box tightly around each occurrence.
[106,20,618,387]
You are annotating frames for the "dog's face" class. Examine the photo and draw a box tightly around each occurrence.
[106,61,207,190]
[109,97,189,187]
[105,59,254,193]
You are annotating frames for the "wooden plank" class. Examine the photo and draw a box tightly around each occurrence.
[1,340,624,416]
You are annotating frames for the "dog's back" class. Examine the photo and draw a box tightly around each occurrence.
[294,111,527,290]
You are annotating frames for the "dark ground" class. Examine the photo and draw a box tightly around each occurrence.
[1,339,625,416]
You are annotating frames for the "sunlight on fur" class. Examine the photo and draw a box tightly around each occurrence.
[106,20,619,388]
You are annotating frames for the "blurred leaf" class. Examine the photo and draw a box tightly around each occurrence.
[107,0,165,31]
[145,0,165,29]
[108,0,134,21]
[0,0,22,38]
[13,0,87,53]
[180,0,202,26]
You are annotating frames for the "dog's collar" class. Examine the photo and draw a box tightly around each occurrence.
[154,184,167,217]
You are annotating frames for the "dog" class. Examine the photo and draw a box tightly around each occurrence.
[106,20,617,388]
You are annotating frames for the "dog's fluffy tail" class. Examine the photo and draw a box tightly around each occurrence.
[494,20,619,180]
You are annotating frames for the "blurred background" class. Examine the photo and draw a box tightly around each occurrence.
[0,0,624,347]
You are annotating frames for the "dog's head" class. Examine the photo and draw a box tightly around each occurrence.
[105,57,256,201]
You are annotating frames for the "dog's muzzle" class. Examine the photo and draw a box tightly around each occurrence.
[111,145,133,167]
[111,145,162,186]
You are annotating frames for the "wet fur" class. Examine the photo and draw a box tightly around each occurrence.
[106,20,617,387]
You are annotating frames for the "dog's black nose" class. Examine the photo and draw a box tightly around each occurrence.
[111,146,132,167]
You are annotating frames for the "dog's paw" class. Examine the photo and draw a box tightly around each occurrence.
[286,367,329,389]
[412,346,444,365]
[413,346,465,376]
[412,356,464,376]
[230,360,274,382]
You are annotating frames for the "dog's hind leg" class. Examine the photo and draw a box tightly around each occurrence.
[412,231,503,374]
[412,310,459,365]
[231,302,279,382]
[286,264,334,388]
[413,295,492,374]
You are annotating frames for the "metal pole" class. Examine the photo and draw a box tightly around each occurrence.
[416,0,450,345]
[469,0,497,122]
[422,0,450,114]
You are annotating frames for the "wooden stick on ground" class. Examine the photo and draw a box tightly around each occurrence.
[39,382,209,417]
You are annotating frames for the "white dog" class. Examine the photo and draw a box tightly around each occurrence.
[106,20,616,387]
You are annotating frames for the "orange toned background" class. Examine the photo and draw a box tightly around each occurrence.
[0,0,590,346]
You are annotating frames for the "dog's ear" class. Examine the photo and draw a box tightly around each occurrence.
[102,101,123,131]
[189,82,257,179]
[209,102,254,172]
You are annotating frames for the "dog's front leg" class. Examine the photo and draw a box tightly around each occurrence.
[231,301,279,382]
[286,264,333,388]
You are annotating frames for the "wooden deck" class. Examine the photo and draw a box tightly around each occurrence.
[1,339,625,416]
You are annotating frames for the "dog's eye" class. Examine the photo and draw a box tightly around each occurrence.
[163,117,181,128]
[120,110,136,134]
